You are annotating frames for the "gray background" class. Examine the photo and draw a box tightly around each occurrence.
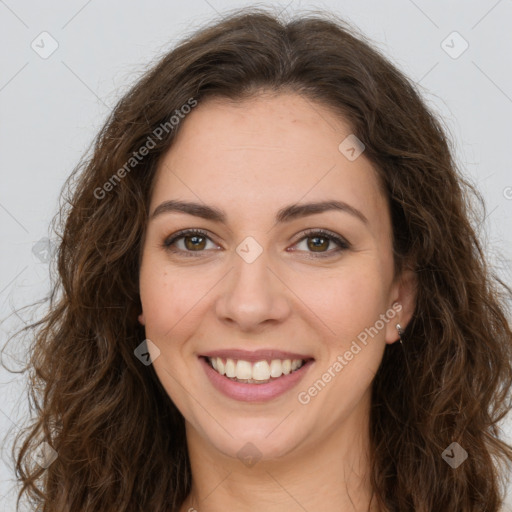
[1,0,511,509]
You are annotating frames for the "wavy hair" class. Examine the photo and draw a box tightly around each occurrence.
[3,7,512,512]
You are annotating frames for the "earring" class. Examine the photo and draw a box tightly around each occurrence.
[396,323,403,344]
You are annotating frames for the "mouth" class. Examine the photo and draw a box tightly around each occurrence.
[199,353,315,402]
[201,355,313,384]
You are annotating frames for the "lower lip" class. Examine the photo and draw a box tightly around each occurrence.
[199,356,314,402]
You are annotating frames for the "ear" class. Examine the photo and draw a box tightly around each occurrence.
[385,268,417,345]
[138,312,146,326]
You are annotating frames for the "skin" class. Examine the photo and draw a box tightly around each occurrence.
[138,91,417,512]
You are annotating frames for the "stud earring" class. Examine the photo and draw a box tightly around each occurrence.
[396,323,404,345]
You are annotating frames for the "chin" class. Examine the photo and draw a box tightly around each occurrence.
[197,420,304,462]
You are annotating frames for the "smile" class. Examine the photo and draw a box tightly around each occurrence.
[199,355,315,402]
[206,356,306,383]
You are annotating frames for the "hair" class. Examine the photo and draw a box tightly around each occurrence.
[3,6,512,512]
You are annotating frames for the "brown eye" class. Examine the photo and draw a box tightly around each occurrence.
[163,228,350,259]
[307,235,330,252]
[163,229,217,257]
[183,233,207,251]
[292,229,350,258]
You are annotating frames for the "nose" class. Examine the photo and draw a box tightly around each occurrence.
[215,244,291,333]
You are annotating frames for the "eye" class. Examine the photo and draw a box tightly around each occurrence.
[290,229,350,258]
[162,228,350,258]
[162,229,218,257]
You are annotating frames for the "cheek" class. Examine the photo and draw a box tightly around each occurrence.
[293,261,389,345]
[139,256,223,350]
[139,260,193,338]
[305,270,388,410]
[295,267,389,424]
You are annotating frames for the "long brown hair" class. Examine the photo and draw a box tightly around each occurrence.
[3,7,512,511]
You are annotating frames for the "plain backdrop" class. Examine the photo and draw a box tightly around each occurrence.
[1,1,511,510]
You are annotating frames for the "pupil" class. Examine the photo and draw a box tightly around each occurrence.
[309,236,327,251]
[186,235,205,250]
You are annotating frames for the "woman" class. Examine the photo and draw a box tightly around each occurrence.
[6,7,512,512]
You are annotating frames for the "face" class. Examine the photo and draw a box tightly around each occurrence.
[138,92,415,466]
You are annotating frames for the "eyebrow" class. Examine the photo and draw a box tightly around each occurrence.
[150,199,368,225]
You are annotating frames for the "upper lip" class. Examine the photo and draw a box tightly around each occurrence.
[200,349,314,362]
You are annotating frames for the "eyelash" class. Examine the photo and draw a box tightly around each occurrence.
[162,228,350,259]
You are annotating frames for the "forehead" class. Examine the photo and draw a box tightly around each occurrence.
[150,93,389,236]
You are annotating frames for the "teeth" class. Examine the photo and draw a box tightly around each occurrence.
[225,358,236,378]
[270,359,282,378]
[252,361,270,380]
[236,360,252,380]
[208,357,305,381]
